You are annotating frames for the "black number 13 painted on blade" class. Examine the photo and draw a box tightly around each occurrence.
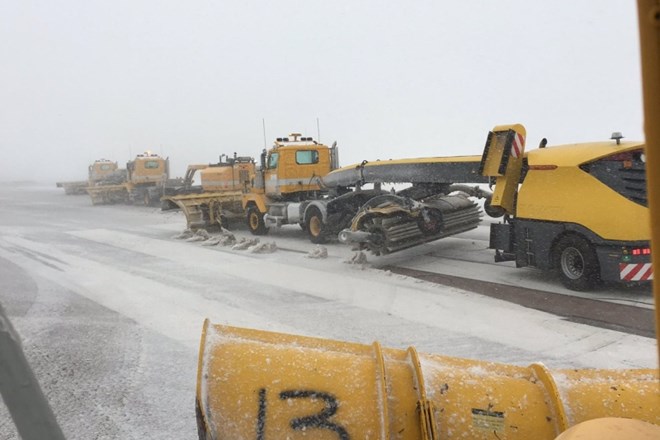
[255,388,350,440]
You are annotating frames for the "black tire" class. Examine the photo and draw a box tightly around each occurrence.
[246,205,268,235]
[305,206,327,244]
[553,234,600,291]
[161,199,175,210]
[484,197,505,218]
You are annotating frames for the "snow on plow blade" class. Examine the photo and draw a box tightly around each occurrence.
[196,322,659,440]
[86,185,129,205]
[167,191,245,230]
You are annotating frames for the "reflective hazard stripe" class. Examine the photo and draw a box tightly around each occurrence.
[511,133,524,158]
[619,263,653,281]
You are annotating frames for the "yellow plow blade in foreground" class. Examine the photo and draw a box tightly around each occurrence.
[196,322,659,440]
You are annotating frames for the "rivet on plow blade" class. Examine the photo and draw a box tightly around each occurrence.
[195,322,659,440]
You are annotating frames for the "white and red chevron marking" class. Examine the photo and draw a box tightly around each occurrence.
[511,133,524,158]
[619,263,653,281]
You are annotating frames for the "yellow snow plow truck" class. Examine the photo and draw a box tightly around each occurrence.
[56,159,118,195]
[169,134,490,248]
[86,152,171,205]
[245,133,490,249]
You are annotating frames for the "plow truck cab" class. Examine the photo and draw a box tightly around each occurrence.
[56,158,119,195]
[88,159,119,184]
[242,133,340,242]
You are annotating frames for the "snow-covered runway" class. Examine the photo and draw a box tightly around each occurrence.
[0,184,656,439]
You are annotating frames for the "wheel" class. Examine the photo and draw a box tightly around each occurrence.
[210,203,228,229]
[305,206,327,244]
[484,197,505,218]
[553,234,600,291]
[161,199,175,210]
[246,205,268,235]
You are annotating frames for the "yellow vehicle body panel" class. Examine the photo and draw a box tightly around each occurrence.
[197,323,659,440]
[264,144,331,196]
[200,162,255,192]
[129,154,168,185]
[637,0,660,363]
[517,142,649,241]
[525,141,645,167]
[555,418,660,440]
[242,192,268,213]
[479,124,527,215]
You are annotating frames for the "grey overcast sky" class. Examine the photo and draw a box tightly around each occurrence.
[0,1,643,182]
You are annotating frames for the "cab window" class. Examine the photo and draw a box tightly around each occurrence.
[144,160,160,169]
[296,150,319,165]
[268,153,279,169]
[100,164,112,171]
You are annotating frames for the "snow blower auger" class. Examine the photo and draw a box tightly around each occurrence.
[195,322,659,440]
[337,190,482,255]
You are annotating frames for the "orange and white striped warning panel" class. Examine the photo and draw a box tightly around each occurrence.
[619,263,653,281]
[510,132,524,158]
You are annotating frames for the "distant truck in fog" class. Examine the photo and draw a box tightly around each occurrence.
[56,159,119,195]
[86,152,180,206]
